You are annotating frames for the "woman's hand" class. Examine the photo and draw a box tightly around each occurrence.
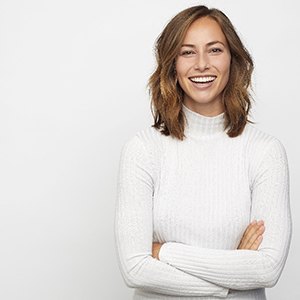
[152,242,163,260]
[237,220,265,250]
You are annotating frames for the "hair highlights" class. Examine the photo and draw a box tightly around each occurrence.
[148,5,254,140]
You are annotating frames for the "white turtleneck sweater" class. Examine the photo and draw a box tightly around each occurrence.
[114,104,292,300]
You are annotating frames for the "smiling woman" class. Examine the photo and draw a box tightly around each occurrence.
[149,6,253,140]
[175,17,231,116]
[114,5,292,300]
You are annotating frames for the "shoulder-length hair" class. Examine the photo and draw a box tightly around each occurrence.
[148,5,254,139]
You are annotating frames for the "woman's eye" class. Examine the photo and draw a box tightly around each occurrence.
[181,50,194,56]
[210,48,222,53]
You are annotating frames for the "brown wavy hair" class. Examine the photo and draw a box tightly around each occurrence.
[148,5,254,139]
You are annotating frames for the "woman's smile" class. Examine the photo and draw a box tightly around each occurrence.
[189,75,217,89]
[175,17,231,116]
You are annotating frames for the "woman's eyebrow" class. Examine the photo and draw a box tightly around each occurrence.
[207,40,225,46]
[181,44,196,48]
[181,41,225,47]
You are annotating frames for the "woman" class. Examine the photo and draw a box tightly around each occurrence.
[114,5,292,300]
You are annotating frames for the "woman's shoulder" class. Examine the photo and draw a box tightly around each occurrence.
[124,126,164,147]
[243,124,289,190]
[119,127,163,180]
[135,126,165,143]
[244,123,284,146]
[121,126,164,160]
[243,123,288,161]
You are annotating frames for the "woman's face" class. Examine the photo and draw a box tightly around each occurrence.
[175,17,231,116]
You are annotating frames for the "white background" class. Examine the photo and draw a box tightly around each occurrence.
[0,0,299,299]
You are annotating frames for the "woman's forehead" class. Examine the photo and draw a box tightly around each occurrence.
[182,17,227,46]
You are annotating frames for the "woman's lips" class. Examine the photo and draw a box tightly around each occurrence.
[189,76,216,89]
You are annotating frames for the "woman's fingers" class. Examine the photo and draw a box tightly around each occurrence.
[238,221,256,248]
[243,220,259,238]
[238,221,257,248]
[245,222,264,249]
[246,225,265,249]
[249,234,263,250]
[238,220,265,250]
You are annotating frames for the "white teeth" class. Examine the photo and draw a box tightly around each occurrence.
[190,76,216,83]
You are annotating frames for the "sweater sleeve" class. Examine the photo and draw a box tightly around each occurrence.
[158,138,292,290]
[114,134,229,297]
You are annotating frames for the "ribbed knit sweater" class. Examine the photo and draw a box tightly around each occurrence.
[114,103,292,300]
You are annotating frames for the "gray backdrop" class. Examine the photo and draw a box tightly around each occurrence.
[0,0,299,299]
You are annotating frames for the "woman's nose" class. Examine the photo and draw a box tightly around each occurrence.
[194,52,210,71]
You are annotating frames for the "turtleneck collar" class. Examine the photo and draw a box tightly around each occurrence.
[182,103,226,138]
